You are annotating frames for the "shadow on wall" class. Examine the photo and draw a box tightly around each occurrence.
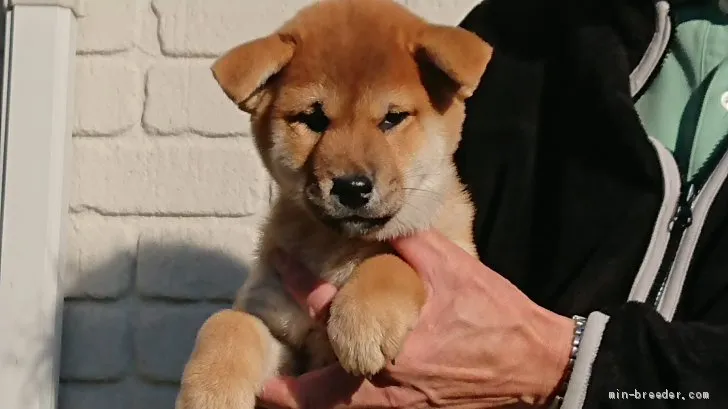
[57,240,252,409]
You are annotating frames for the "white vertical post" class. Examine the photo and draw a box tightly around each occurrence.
[0,4,77,409]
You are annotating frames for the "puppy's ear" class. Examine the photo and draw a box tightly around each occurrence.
[211,34,295,113]
[415,25,492,99]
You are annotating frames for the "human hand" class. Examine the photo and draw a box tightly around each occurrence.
[258,230,575,409]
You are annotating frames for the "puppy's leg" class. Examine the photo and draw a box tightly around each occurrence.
[175,309,290,409]
[327,253,427,377]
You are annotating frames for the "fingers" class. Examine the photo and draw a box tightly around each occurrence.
[259,376,301,409]
[259,365,365,409]
[259,365,424,409]
[271,249,337,322]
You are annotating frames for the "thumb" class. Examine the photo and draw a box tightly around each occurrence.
[271,248,337,322]
[390,230,468,288]
[259,365,364,409]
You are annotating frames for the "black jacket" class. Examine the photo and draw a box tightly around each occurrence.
[455,0,728,407]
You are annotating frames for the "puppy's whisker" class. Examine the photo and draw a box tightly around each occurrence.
[402,187,437,193]
[402,168,452,181]
[402,192,444,207]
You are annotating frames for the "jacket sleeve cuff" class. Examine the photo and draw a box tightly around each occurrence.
[560,311,610,409]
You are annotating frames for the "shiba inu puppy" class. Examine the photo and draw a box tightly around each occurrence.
[176,0,492,407]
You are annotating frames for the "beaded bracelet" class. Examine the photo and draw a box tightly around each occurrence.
[549,314,587,409]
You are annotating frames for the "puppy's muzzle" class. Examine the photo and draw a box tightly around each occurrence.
[304,172,396,236]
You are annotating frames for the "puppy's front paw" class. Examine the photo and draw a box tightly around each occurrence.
[176,377,256,409]
[175,309,280,409]
[327,288,419,377]
[326,254,426,377]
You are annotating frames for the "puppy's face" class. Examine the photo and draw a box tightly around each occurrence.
[212,0,491,239]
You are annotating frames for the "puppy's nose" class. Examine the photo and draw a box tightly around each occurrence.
[331,175,373,209]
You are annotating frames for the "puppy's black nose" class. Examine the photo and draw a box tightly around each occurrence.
[331,175,373,209]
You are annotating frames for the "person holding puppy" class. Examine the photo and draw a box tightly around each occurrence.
[258,0,728,408]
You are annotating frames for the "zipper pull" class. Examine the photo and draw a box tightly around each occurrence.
[669,183,695,232]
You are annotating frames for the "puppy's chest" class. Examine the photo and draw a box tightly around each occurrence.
[267,216,386,286]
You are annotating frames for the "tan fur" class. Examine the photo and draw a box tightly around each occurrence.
[177,0,492,408]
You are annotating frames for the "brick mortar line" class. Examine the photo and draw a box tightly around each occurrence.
[72,133,255,145]
[68,207,263,219]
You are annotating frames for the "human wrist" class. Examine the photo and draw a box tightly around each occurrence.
[527,307,577,405]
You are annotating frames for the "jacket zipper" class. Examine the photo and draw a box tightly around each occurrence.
[645,182,697,307]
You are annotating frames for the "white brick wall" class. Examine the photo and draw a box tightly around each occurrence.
[61,0,481,408]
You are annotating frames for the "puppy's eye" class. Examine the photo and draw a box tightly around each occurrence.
[379,111,410,132]
[290,102,329,133]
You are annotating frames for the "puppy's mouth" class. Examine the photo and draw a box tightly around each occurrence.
[325,214,392,228]
[318,213,393,236]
